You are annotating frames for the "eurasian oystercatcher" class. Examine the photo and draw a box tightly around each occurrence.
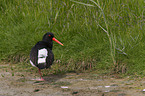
[30,32,63,81]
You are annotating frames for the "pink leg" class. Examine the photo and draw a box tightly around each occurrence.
[38,69,45,81]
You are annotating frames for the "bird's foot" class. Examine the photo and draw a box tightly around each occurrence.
[37,78,45,81]
[31,78,45,81]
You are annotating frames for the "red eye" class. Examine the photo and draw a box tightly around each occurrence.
[49,35,51,37]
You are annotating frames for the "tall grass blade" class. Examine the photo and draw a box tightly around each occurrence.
[70,0,95,7]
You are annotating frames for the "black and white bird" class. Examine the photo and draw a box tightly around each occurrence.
[30,32,63,81]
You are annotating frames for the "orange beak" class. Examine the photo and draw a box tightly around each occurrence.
[52,37,64,46]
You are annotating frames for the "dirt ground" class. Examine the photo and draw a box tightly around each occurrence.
[0,63,145,96]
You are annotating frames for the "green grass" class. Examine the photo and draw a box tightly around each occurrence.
[0,0,144,75]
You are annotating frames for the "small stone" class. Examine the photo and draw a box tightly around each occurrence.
[104,90,110,92]
[72,91,78,94]
[143,89,145,92]
[105,86,110,88]
[34,89,40,92]
[61,86,68,89]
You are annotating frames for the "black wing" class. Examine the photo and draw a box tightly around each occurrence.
[30,46,38,67]
[45,48,54,69]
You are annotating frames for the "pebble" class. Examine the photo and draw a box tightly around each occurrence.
[61,86,68,89]
[142,89,145,92]
[105,86,110,88]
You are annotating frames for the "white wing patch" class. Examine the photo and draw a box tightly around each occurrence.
[38,48,48,64]
[30,60,36,67]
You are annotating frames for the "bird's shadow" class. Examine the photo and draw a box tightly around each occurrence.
[33,73,67,84]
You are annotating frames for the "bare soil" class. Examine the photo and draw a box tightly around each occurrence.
[0,63,145,96]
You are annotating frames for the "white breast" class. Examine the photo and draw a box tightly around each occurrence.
[38,48,48,64]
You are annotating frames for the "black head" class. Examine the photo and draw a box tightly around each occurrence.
[42,32,54,49]
[42,32,54,42]
[42,32,63,49]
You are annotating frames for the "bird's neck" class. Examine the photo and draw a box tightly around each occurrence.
[41,41,53,50]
